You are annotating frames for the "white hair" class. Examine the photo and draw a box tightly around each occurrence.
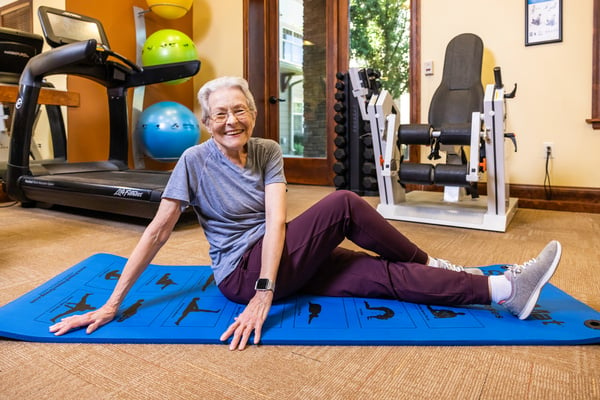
[197,76,257,125]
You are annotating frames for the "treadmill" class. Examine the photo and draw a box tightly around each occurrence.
[0,26,66,177]
[5,6,200,219]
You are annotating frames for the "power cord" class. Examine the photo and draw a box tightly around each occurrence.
[544,146,552,200]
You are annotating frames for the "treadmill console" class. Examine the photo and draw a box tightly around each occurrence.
[38,6,109,49]
[0,27,43,78]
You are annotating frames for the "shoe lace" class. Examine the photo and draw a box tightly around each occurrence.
[437,259,465,272]
[506,258,537,275]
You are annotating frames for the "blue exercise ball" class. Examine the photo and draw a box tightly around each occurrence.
[136,101,200,162]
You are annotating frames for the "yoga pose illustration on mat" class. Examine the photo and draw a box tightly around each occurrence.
[156,273,176,290]
[105,270,120,280]
[175,297,220,326]
[49,77,562,350]
[308,302,322,324]
[364,301,395,320]
[426,305,466,319]
[201,274,215,292]
[51,293,96,323]
[117,299,144,322]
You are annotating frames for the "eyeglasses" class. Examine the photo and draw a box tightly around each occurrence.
[209,107,251,124]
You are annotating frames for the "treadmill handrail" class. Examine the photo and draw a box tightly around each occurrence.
[20,39,97,86]
[6,40,97,202]
[21,42,200,90]
[125,61,201,88]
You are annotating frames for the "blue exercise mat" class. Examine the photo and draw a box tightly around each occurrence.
[0,253,598,345]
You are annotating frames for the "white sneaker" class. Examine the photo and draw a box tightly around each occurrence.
[430,258,484,275]
[500,240,562,320]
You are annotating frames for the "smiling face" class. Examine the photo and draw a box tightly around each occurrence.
[205,87,257,156]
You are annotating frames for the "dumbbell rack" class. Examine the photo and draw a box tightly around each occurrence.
[332,69,381,196]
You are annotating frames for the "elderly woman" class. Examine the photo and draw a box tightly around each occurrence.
[50,77,562,350]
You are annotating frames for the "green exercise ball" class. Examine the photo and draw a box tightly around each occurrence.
[141,29,197,85]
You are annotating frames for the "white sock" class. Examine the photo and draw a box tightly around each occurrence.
[489,274,512,303]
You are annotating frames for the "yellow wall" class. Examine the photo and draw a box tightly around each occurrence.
[192,0,244,142]
[421,0,599,188]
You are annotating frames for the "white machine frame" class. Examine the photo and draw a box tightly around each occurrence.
[349,68,517,232]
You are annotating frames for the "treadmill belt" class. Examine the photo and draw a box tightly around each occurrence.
[37,170,171,188]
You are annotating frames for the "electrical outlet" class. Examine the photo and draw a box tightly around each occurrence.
[424,60,434,76]
[543,142,554,159]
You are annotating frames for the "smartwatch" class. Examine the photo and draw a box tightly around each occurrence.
[255,278,276,292]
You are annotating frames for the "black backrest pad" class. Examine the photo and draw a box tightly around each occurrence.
[428,33,484,127]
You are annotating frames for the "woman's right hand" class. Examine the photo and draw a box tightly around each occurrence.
[49,199,183,337]
[49,304,118,336]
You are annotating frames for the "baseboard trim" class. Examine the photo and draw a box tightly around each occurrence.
[507,184,600,213]
[405,183,600,214]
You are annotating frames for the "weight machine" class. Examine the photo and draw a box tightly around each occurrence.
[348,57,518,232]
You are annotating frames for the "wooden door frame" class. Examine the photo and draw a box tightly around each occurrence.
[244,0,277,144]
[409,0,421,163]
[244,0,420,185]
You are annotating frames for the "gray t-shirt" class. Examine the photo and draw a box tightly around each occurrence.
[162,137,286,284]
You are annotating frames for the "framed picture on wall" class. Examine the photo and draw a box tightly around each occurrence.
[526,0,563,46]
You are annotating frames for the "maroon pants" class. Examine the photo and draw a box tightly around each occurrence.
[219,190,491,306]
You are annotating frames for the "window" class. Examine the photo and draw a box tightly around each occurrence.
[0,0,32,32]
[281,27,303,65]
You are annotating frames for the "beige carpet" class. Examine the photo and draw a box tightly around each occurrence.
[1,185,598,400]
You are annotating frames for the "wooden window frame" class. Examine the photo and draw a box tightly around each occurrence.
[0,0,33,32]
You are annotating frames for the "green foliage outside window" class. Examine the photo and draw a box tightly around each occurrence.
[349,0,410,99]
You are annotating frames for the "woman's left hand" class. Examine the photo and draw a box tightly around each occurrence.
[220,290,274,350]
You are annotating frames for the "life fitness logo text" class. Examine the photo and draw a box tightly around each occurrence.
[113,188,144,198]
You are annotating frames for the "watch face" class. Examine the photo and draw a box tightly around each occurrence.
[255,278,272,290]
